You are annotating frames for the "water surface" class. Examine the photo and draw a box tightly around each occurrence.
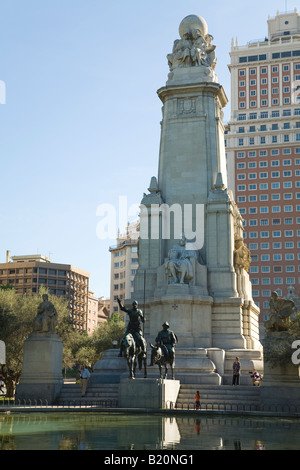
[0,412,299,450]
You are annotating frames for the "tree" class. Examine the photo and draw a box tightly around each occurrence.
[91,313,125,361]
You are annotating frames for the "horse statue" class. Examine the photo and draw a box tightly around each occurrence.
[121,333,147,379]
[149,343,175,380]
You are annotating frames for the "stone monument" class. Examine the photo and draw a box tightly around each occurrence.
[260,292,300,409]
[15,294,63,404]
[131,14,263,384]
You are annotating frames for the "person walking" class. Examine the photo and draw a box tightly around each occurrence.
[80,365,91,397]
[194,390,201,410]
[232,357,241,386]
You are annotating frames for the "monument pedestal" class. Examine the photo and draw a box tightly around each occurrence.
[260,362,300,410]
[91,349,128,384]
[15,333,63,404]
[119,378,180,409]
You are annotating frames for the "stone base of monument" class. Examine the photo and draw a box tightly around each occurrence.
[15,333,63,404]
[164,348,222,385]
[119,378,180,409]
[222,348,264,385]
[90,349,128,384]
[260,363,300,410]
[90,347,264,386]
[261,361,300,386]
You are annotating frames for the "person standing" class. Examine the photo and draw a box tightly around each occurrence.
[232,357,241,386]
[80,365,91,397]
[194,390,201,410]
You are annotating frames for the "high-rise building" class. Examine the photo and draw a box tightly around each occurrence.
[109,221,139,317]
[226,9,300,322]
[0,251,89,331]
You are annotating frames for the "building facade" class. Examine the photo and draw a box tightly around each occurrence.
[0,251,89,331]
[226,9,300,321]
[109,221,139,317]
[86,294,110,335]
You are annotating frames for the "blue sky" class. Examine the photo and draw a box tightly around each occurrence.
[0,0,294,297]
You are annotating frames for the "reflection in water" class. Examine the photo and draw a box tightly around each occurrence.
[0,412,299,450]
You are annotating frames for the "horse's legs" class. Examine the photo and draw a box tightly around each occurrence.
[158,364,162,379]
[164,364,168,379]
[132,356,137,379]
[143,357,147,378]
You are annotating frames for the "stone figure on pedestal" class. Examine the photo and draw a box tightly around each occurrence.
[165,236,195,284]
[15,293,63,404]
[264,291,295,332]
[34,294,58,335]
[167,15,217,72]
[234,238,251,273]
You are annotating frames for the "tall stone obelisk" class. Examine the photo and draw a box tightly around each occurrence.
[133,15,263,384]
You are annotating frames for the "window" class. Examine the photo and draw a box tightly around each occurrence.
[260,219,269,225]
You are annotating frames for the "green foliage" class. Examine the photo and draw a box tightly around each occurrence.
[91,314,125,360]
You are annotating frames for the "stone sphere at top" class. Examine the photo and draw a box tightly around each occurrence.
[179,14,208,39]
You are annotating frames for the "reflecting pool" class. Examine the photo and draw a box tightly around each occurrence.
[0,412,299,450]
